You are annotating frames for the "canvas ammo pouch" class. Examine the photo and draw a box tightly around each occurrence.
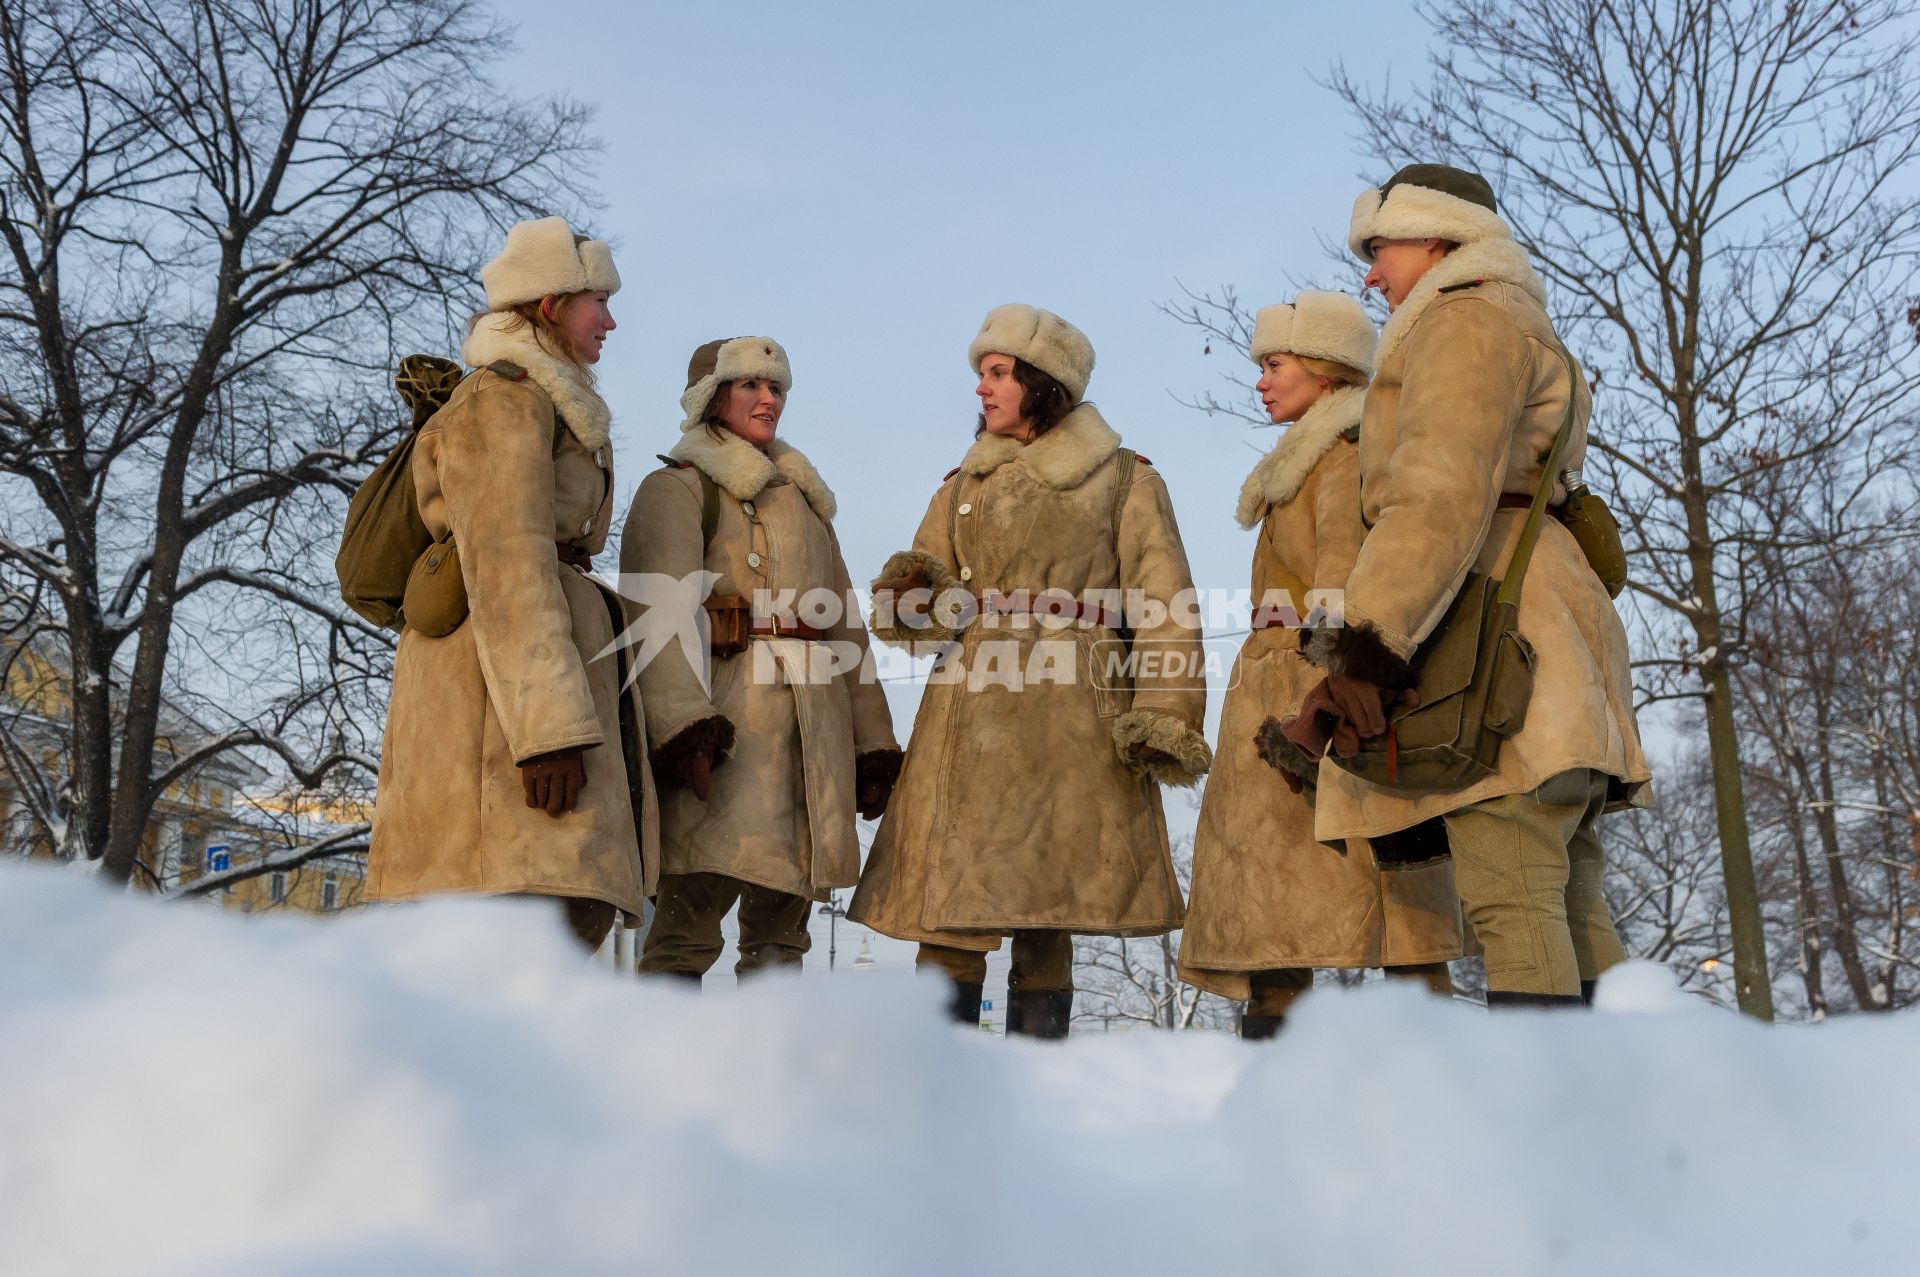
[403,530,467,638]
[1558,477,1628,598]
[1328,347,1580,792]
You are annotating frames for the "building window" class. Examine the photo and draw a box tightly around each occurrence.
[321,877,338,911]
[269,872,287,903]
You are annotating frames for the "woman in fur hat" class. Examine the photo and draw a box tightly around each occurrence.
[849,304,1210,1039]
[369,216,659,950]
[621,337,901,983]
[1178,292,1465,1036]
[1282,164,1651,1006]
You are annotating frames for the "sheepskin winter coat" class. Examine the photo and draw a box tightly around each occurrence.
[370,314,658,917]
[1307,240,1653,840]
[620,427,899,901]
[848,404,1209,947]
[1178,389,1464,998]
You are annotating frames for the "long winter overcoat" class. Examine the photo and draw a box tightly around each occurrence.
[369,313,658,916]
[848,404,1210,949]
[1306,238,1652,840]
[620,426,899,901]
[1178,387,1464,1000]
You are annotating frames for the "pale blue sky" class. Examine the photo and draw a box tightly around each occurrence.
[503,0,1432,597]
[503,1,1437,889]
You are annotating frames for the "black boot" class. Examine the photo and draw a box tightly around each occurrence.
[643,969,702,989]
[1579,979,1597,1006]
[1006,988,1072,1040]
[946,980,983,1026]
[1239,1012,1285,1041]
[1485,990,1584,1009]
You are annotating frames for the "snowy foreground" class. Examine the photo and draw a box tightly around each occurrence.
[2,865,1915,1277]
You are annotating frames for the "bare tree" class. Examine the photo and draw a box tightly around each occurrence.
[1738,533,1920,1015]
[0,0,596,882]
[1308,0,1920,1019]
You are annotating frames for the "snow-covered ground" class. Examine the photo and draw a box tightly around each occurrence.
[2,863,1913,1277]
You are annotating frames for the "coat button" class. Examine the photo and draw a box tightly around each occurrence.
[958,503,973,515]
[747,552,763,569]
[959,566,972,581]
[742,500,756,517]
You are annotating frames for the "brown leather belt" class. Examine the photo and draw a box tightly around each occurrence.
[1496,494,1564,516]
[980,589,1124,631]
[749,617,829,642]
[556,542,593,569]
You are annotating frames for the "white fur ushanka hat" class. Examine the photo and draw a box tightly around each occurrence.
[1248,291,1377,378]
[678,336,792,433]
[967,304,1096,403]
[1347,163,1512,262]
[481,216,621,310]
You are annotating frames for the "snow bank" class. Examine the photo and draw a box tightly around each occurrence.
[1,863,1913,1277]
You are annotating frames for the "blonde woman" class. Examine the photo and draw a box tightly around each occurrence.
[1178,292,1463,1036]
[370,217,657,950]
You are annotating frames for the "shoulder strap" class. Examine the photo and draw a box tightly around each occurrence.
[1110,447,1138,546]
[652,454,722,549]
[487,359,527,381]
[1496,348,1580,607]
[699,470,721,546]
[946,463,966,544]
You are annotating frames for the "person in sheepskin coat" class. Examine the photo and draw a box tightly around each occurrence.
[369,217,659,950]
[621,337,900,982]
[1283,164,1652,1007]
[1177,293,1465,1036]
[849,304,1210,1039]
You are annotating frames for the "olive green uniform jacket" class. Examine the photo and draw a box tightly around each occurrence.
[620,427,898,901]
[849,404,1210,950]
[1306,239,1653,840]
[1180,388,1466,1000]
[370,314,658,917]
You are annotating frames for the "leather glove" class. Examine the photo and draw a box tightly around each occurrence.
[1280,680,1364,761]
[871,566,933,620]
[858,775,894,821]
[1323,673,1393,742]
[1126,741,1177,773]
[681,748,715,802]
[520,746,587,817]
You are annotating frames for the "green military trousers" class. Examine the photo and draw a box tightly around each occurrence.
[916,931,1076,992]
[639,871,813,977]
[1442,768,1628,997]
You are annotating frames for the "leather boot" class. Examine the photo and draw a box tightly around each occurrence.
[1485,990,1585,1009]
[1239,1012,1285,1041]
[1006,988,1072,1040]
[946,980,983,1026]
[1579,979,1597,1006]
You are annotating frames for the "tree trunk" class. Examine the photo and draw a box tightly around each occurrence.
[1701,659,1775,1020]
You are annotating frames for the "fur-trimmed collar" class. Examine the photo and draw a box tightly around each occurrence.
[667,428,838,521]
[1375,237,1547,367]
[958,401,1120,490]
[1234,385,1366,529]
[461,311,611,450]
